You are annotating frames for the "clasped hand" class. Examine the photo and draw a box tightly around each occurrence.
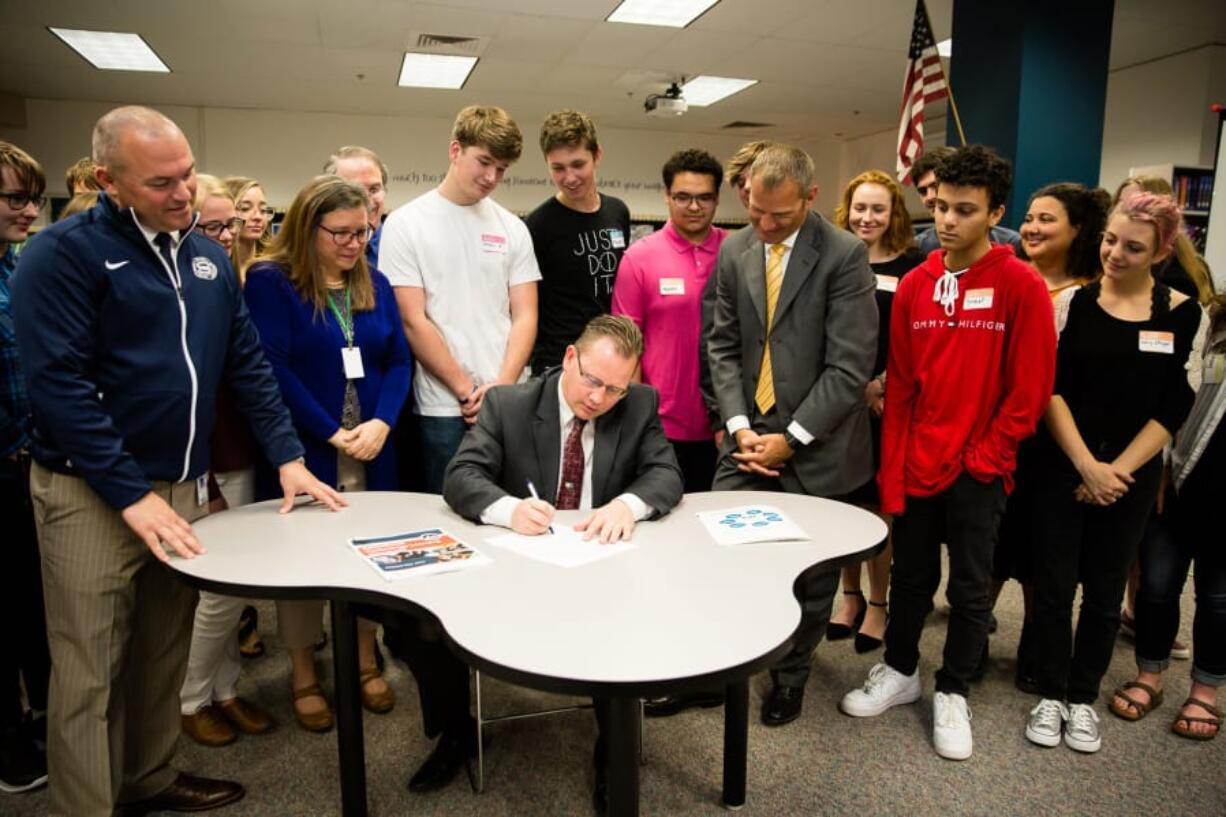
[328,419,390,461]
[511,497,636,543]
[1074,458,1134,506]
[731,429,793,476]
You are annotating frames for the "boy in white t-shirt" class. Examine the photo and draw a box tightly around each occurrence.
[379,105,541,493]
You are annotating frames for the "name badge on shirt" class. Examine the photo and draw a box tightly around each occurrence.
[875,274,898,293]
[1204,352,1225,384]
[342,347,366,379]
[610,229,626,249]
[963,288,994,310]
[659,277,685,296]
[481,233,507,254]
[196,474,208,507]
[1138,331,1174,355]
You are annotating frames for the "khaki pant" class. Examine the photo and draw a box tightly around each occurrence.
[30,463,206,817]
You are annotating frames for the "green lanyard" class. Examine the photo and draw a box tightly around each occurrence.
[326,289,354,347]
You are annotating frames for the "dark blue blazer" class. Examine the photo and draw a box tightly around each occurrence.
[244,261,412,490]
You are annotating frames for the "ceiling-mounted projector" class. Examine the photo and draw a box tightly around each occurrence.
[645,82,688,118]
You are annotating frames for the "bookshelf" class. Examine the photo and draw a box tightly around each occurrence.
[1128,163,1214,254]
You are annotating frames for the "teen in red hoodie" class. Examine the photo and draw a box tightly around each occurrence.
[840,146,1055,761]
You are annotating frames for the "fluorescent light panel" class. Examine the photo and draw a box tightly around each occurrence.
[682,75,757,107]
[607,0,720,28]
[49,28,169,72]
[398,53,477,89]
[937,38,952,57]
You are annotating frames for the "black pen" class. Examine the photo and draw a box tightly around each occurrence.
[526,480,555,534]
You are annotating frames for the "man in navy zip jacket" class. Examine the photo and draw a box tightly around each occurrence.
[11,106,344,817]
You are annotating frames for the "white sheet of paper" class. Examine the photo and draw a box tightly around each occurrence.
[484,526,635,567]
[697,505,810,546]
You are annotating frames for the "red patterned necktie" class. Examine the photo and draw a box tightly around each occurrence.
[555,417,587,510]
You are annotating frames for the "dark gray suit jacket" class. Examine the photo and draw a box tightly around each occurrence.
[443,370,684,521]
[707,212,878,496]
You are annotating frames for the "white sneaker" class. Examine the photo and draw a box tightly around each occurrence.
[1025,698,1068,747]
[1064,703,1102,753]
[933,692,973,760]
[839,663,922,717]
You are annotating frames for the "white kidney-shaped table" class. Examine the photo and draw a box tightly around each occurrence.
[172,490,886,817]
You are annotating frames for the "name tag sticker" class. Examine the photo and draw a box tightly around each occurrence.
[1138,331,1174,355]
[1204,352,1225,385]
[659,277,685,296]
[342,347,366,379]
[875,274,898,293]
[963,288,994,310]
[480,233,507,254]
[610,229,626,249]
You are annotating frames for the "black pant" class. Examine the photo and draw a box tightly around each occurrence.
[670,438,717,494]
[883,472,1005,697]
[1032,459,1160,704]
[712,456,842,689]
[1135,467,1226,684]
[0,456,51,728]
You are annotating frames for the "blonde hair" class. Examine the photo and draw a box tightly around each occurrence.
[834,170,915,256]
[575,314,643,361]
[194,173,231,210]
[1115,174,1214,304]
[452,105,523,163]
[259,175,375,315]
[65,156,100,194]
[725,140,776,190]
[223,175,270,277]
[539,109,599,156]
[57,191,98,221]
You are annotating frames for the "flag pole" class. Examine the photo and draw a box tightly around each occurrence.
[921,0,968,146]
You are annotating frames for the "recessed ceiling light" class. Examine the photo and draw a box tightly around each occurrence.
[49,28,170,73]
[937,38,952,58]
[607,0,720,28]
[682,75,757,107]
[397,53,478,89]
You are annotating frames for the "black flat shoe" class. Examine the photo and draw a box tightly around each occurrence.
[854,600,888,654]
[826,589,866,641]
[643,691,725,718]
[407,731,475,793]
[761,685,804,726]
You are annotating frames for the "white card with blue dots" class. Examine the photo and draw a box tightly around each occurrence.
[697,505,809,546]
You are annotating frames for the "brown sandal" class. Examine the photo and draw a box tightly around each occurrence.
[292,684,334,733]
[359,668,395,715]
[1171,698,1222,741]
[1108,681,1163,721]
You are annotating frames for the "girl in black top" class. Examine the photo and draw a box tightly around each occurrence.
[1025,193,1204,753]
[828,170,923,652]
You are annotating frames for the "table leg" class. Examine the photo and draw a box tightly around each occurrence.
[330,599,367,817]
[606,695,641,817]
[722,680,749,810]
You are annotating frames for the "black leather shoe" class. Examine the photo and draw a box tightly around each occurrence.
[825,590,865,641]
[592,764,608,817]
[643,691,724,718]
[408,731,475,793]
[761,685,804,726]
[119,774,244,814]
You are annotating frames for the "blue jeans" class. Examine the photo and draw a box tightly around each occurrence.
[1135,481,1226,687]
[417,415,468,494]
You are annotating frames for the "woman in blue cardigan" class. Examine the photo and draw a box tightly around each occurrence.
[245,175,412,731]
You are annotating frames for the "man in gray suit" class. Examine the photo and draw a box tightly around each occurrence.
[708,143,878,726]
[398,316,681,812]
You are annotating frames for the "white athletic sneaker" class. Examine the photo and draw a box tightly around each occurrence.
[1025,698,1068,747]
[839,663,922,717]
[1064,703,1102,753]
[932,692,973,760]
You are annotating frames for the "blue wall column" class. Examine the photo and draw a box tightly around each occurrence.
[946,1,1114,228]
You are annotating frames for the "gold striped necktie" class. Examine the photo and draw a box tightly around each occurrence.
[754,243,787,414]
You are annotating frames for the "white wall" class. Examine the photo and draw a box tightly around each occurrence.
[1099,45,1226,190]
[0,97,849,224]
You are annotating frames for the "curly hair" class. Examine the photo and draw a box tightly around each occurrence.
[1024,182,1111,281]
[909,146,955,186]
[662,148,723,190]
[833,170,915,255]
[934,145,1012,210]
[539,109,599,156]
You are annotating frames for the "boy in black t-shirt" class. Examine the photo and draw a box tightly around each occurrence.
[525,109,630,372]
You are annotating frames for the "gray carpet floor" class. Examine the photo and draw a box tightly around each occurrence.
[7,574,1223,816]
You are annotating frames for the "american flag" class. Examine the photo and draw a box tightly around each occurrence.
[896,0,949,183]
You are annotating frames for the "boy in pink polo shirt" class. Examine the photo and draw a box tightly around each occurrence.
[612,149,728,493]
